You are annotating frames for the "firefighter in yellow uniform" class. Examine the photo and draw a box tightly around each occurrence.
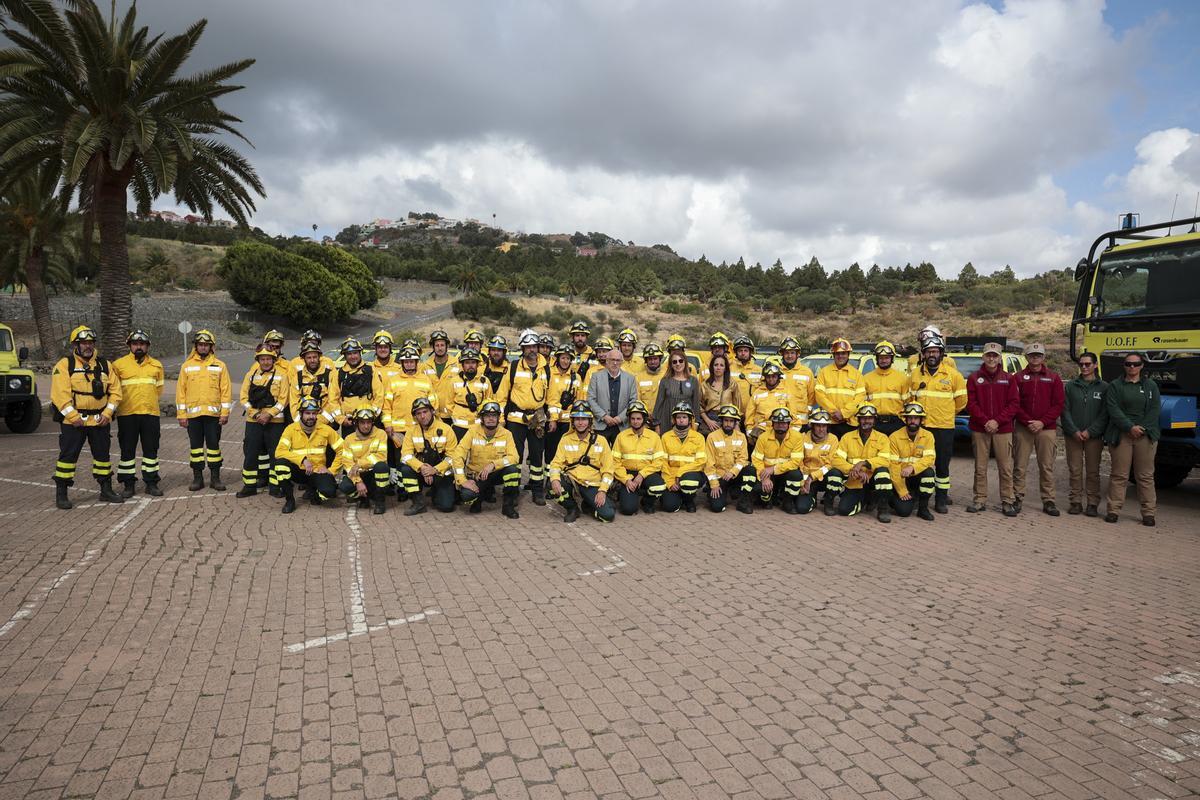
[830,403,894,522]
[776,337,816,425]
[751,407,805,513]
[746,363,803,442]
[291,329,336,376]
[546,344,583,475]
[615,328,643,373]
[261,329,286,359]
[332,407,391,515]
[660,402,708,513]
[237,344,291,497]
[634,344,666,429]
[177,329,232,492]
[863,340,908,435]
[446,348,494,439]
[452,401,521,518]
[568,321,598,380]
[291,341,337,427]
[399,398,458,516]
[328,337,386,436]
[548,402,617,523]
[705,404,755,514]
[482,335,510,396]
[496,331,552,505]
[275,397,344,514]
[816,338,865,438]
[368,330,401,385]
[907,325,956,371]
[112,329,165,497]
[888,403,937,521]
[610,400,666,515]
[385,346,439,500]
[422,329,455,392]
[796,410,841,515]
[50,325,124,509]
[906,334,966,513]
[730,336,762,419]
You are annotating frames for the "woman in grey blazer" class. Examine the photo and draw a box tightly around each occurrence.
[654,353,702,431]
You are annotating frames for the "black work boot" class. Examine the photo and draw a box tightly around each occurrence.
[531,484,546,506]
[934,489,948,514]
[189,468,205,492]
[144,482,163,497]
[121,481,136,499]
[642,495,657,515]
[236,483,257,498]
[209,468,226,492]
[736,494,752,514]
[405,489,428,516]
[98,479,124,503]
[876,495,892,523]
[682,495,697,513]
[256,473,270,489]
[373,492,386,515]
[823,493,837,516]
[917,494,935,521]
[357,496,370,510]
[468,498,482,514]
[55,483,72,510]
[281,485,296,514]
[502,490,520,519]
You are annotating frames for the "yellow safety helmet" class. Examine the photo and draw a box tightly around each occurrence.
[809,409,833,425]
[70,325,97,343]
[593,336,614,351]
[627,399,650,417]
[262,329,285,344]
[253,343,277,360]
[350,407,377,423]
[193,329,215,346]
[642,343,664,359]
[769,407,793,423]
[666,334,687,351]
[708,332,730,348]
[874,340,896,357]
[616,328,638,344]
[856,403,879,418]
[717,404,741,421]
[830,337,851,353]
[371,330,393,346]
[902,402,927,418]
[463,329,485,345]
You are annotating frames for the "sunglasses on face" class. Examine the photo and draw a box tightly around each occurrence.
[670,359,684,364]
[1124,361,1143,368]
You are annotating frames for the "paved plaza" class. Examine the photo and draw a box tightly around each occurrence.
[0,417,1198,800]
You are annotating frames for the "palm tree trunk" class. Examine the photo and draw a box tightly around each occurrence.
[23,247,57,360]
[95,170,133,359]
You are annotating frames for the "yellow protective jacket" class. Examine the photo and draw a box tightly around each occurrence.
[778,361,816,418]
[177,351,232,420]
[888,427,936,494]
[906,363,967,429]
[370,357,403,388]
[51,352,122,424]
[815,363,865,425]
[329,361,386,424]
[111,353,163,417]
[446,372,494,430]
[384,371,438,434]
[751,429,804,475]
[482,361,509,397]
[451,424,518,485]
[660,428,708,487]
[730,358,762,418]
[704,428,749,488]
[275,421,343,470]
[547,365,582,423]
[399,421,458,476]
[634,368,664,414]
[495,355,550,426]
[421,355,456,414]
[332,428,389,477]
[548,429,614,491]
[745,387,803,436]
[239,364,291,423]
[611,427,666,483]
[832,428,892,489]
[799,431,840,480]
[291,362,337,424]
[863,367,908,417]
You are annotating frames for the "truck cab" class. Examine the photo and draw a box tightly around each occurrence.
[0,322,42,434]
[1072,216,1200,487]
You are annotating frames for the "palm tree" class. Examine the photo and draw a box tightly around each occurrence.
[0,162,75,358]
[0,0,264,356]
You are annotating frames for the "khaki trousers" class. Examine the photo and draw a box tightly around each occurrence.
[971,431,1014,504]
[1064,436,1104,507]
[1107,434,1157,516]
[1013,426,1057,503]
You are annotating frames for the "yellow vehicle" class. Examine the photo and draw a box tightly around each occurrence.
[1071,214,1200,487]
[0,322,41,433]
[799,343,911,377]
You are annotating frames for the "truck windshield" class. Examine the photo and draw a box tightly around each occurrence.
[0,329,12,351]
[1094,242,1200,317]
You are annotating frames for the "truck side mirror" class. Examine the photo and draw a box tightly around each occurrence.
[17,346,28,364]
[1074,258,1088,281]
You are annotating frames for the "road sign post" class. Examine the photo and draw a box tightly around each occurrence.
[178,321,193,362]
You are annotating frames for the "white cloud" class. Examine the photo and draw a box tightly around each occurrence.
[1121,128,1200,221]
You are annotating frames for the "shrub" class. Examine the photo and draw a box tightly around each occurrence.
[227,320,253,335]
[290,243,384,308]
[220,241,357,325]
[723,305,750,323]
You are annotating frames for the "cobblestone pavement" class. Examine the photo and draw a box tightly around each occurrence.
[1,415,1198,800]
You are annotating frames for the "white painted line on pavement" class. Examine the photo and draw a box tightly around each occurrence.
[0,498,151,639]
[0,492,212,518]
[550,506,628,576]
[345,505,368,635]
[0,476,97,493]
[1155,669,1200,687]
[284,609,440,654]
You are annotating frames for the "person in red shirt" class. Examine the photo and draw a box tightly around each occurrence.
[965,342,1021,516]
[1013,343,1065,516]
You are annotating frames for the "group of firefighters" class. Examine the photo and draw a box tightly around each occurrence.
[47,320,1161,526]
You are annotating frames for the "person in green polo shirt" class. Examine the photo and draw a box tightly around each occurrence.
[1103,352,1160,527]
[1060,351,1108,516]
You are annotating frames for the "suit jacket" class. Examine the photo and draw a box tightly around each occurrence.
[587,368,639,431]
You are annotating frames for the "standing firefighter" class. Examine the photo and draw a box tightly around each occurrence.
[333,407,390,515]
[176,330,232,491]
[446,348,493,440]
[863,340,906,435]
[291,341,336,427]
[815,337,865,437]
[237,344,291,498]
[497,331,552,505]
[329,337,384,436]
[50,325,124,509]
[399,397,458,515]
[549,402,617,523]
[452,401,521,518]
[275,397,343,514]
[112,330,165,497]
[906,334,966,512]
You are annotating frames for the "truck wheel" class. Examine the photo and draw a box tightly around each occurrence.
[4,398,43,434]
[1154,464,1192,489]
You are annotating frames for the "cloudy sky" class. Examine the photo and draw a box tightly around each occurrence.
[136,0,1200,277]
